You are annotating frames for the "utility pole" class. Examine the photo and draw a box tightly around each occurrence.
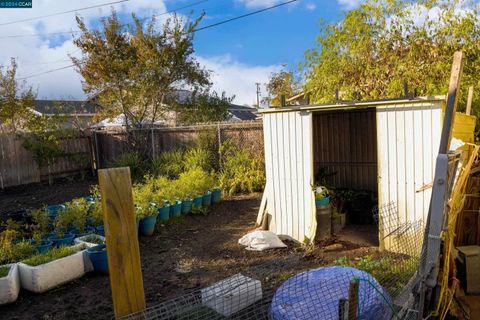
[255,82,261,108]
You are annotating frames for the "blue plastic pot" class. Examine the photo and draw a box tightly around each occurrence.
[202,191,212,207]
[48,233,75,247]
[35,240,53,253]
[315,196,330,206]
[171,201,182,218]
[87,244,109,274]
[211,188,222,204]
[139,214,158,236]
[45,204,65,220]
[158,205,170,223]
[85,196,95,203]
[193,195,203,207]
[181,199,193,214]
[96,225,105,236]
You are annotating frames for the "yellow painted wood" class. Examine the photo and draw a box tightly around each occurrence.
[98,167,146,319]
[453,112,476,144]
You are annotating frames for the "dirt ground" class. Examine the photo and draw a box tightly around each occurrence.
[0,181,380,320]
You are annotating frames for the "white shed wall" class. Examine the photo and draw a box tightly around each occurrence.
[263,111,316,242]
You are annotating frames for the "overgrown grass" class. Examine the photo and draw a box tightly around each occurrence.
[23,245,85,267]
[0,240,37,265]
[333,254,419,296]
[0,266,10,278]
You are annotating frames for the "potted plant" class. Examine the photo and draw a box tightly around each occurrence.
[202,191,212,207]
[74,234,105,248]
[64,198,89,237]
[30,209,53,253]
[45,204,65,222]
[0,230,36,266]
[136,204,158,236]
[86,244,108,274]
[314,186,330,206]
[331,208,346,234]
[0,264,20,305]
[170,200,182,218]
[88,201,105,236]
[49,209,75,247]
[157,201,170,223]
[181,197,193,214]
[18,244,87,293]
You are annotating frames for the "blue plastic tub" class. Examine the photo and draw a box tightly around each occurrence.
[193,195,203,208]
[45,204,65,220]
[87,244,109,274]
[158,205,170,223]
[211,188,222,204]
[96,225,105,236]
[181,199,193,214]
[35,240,53,253]
[139,214,158,236]
[48,233,75,247]
[171,201,182,218]
[315,196,330,206]
[202,191,212,207]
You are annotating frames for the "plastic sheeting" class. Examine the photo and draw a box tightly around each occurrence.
[270,266,393,320]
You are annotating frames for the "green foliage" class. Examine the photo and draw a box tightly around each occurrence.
[30,209,50,243]
[110,152,143,178]
[133,183,158,219]
[303,0,480,117]
[184,147,214,173]
[151,150,185,179]
[314,186,330,200]
[0,266,9,278]
[263,67,300,107]
[0,231,36,265]
[219,142,265,195]
[175,90,233,124]
[63,198,89,233]
[73,11,210,132]
[89,201,104,227]
[0,58,34,133]
[177,168,215,197]
[23,245,83,267]
[82,235,104,245]
[54,207,74,237]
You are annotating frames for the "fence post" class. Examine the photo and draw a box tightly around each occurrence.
[348,279,359,320]
[98,167,146,319]
[94,130,100,169]
[151,128,155,159]
[217,122,222,170]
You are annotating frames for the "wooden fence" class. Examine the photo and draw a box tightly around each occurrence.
[0,134,92,188]
[93,121,264,169]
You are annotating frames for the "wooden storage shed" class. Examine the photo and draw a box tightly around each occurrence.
[258,96,475,249]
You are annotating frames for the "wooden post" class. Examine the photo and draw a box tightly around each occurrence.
[348,279,359,320]
[439,51,465,154]
[98,167,146,319]
[466,86,474,116]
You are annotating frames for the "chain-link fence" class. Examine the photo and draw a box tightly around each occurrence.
[120,201,425,320]
[92,121,264,170]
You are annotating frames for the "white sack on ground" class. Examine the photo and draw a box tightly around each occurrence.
[238,230,287,251]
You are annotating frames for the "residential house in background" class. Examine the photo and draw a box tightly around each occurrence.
[31,99,101,129]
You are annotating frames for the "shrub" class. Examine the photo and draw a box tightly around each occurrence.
[151,150,184,179]
[184,147,214,173]
[176,168,215,197]
[23,245,84,267]
[63,198,89,233]
[219,143,265,195]
[81,235,104,245]
[0,231,36,265]
[54,208,74,237]
[0,266,10,278]
[30,209,50,243]
[133,183,158,219]
[110,152,143,178]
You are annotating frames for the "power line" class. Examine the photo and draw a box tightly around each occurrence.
[0,0,209,39]
[17,0,298,80]
[0,0,130,27]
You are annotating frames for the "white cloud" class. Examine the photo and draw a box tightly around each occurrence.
[305,3,317,11]
[337,0,363,10]
[235,0,284,9]
[197,55,282,106]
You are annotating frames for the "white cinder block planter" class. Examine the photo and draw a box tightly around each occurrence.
[74,234,105,248]
[0,264,20,305]
[18,246,88,293]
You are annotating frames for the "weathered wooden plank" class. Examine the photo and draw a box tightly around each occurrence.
[98,167,146,319]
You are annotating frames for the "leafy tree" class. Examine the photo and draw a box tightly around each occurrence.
[175,90,233,124]
[72,11,211,153]
[263,67,300,107]
[0,59,34,133]
[303,0,480,115]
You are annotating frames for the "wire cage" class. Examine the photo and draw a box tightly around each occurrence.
[121,202,426,320]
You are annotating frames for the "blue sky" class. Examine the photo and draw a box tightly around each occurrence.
[0,0,358,105]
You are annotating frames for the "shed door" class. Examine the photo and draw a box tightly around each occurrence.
[376,101,443,250]
[263,111,316,243]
